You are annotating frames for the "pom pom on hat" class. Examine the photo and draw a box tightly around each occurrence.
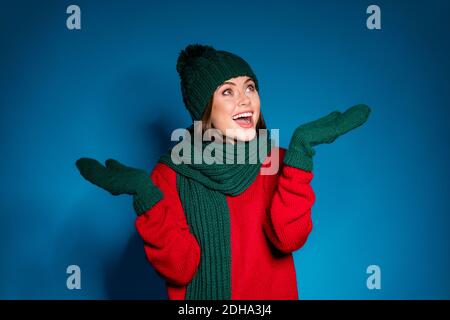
[176,44,216,75]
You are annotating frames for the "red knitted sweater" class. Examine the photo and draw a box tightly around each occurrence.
[135,147,315,300]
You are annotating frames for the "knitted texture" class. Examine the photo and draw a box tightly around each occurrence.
[158,132,271,300]
[75,158,163,215]
[135,148,315,300]
[284,104,371,171]
[176,44,258,121]
[177,176,231,299]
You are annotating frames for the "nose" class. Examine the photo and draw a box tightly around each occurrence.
[237,90,251,106]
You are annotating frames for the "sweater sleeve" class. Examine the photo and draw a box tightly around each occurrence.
[263,150,315,254]
[135,163,201,286]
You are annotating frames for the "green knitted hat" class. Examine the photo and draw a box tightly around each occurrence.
[176,44,259,121]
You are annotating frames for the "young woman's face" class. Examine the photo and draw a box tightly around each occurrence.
[210,76,260,142]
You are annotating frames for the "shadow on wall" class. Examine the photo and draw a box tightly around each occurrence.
[104,232,167,299]
[102,109,186,300]
[146,110,183,157]
[98,68,189,299]
[105,110,188,300]
[102,116,176,300]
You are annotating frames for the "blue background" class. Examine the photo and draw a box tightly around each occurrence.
[1,0,449,299]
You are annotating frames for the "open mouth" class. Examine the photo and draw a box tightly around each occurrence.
[232,111,253,128]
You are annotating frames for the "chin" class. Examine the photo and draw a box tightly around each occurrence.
[234,128,257,142]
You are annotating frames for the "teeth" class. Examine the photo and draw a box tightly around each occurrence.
[232,112,253,120]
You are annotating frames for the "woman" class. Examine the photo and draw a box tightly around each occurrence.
[76,44,371,300]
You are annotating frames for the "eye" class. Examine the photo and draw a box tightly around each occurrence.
[222,88,233,96]
[246,84,255,92]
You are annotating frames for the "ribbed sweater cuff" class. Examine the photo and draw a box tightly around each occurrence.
[133,186,163,216]
[283,147,313,172]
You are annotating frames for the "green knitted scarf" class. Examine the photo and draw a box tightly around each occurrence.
[158,130,271,300]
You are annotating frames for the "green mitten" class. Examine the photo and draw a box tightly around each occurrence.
[284,104,371,172]
[75,158,163,215]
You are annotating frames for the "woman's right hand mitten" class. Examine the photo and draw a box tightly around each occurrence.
[75,158,163,215]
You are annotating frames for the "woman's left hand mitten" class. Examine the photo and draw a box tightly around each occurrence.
[284,104,371,172]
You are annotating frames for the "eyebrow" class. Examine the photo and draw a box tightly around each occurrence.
[218,78,254,88]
